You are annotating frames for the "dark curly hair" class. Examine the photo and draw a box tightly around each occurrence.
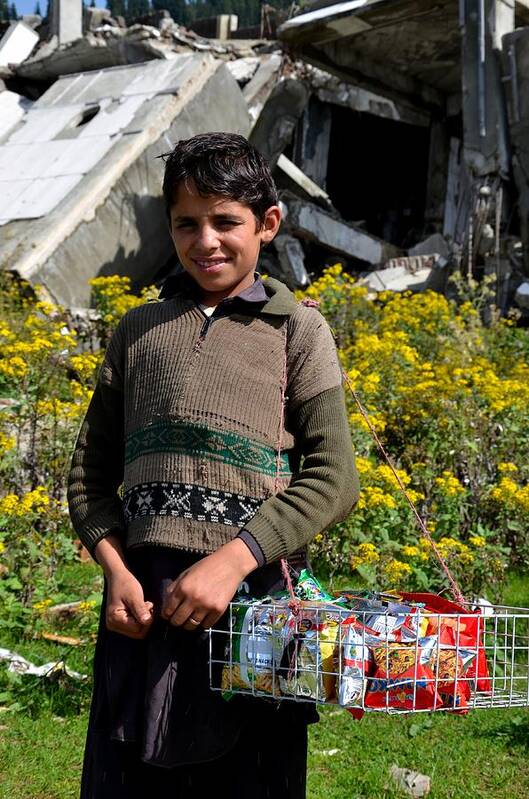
[161,132,278,229]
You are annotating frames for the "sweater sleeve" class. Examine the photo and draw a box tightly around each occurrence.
[67,322,126,556]
[239,384,360,564]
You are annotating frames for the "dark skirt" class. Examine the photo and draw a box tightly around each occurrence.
[81,547,317,799]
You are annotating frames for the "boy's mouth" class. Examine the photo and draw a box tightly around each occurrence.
[191,258,231,273]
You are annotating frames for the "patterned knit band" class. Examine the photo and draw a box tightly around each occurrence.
[125,420,292,476]
[123,482,263,527]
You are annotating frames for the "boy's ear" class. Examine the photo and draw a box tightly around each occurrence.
[260,205,282,244]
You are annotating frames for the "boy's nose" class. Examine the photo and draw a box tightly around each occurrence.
[195,224,220,251]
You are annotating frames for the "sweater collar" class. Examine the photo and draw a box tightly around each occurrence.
[159,271,298,317]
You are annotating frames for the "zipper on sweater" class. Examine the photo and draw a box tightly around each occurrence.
[196,304,224,344]
[199,315,213,339]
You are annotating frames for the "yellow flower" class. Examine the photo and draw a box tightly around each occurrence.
[357,486,396,510]
[78,600,97,613]
[18,486,51,515]
[0,431,15,454]
[350,542,380,571]
[0,494,19,515]
[1,487,52,517]
[498,462,518,474]
[349,411,387,434]
[436,537,474,564]
[354,457,374,477]
[383,558,412,584]
[0,356,28,379]
[0,541,5,554]
[469,535,486,547]
[36,398,66,416]
[434,471,465,497]
[34,300,61,316]
[33,598,53,613]
[70,352,102,381]
[0,324,14,340]
[401,544,427,561]
[490,477,529,513]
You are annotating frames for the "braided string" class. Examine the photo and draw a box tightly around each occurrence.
[274,296,465,606]
[275,320,301,615]
[342,370,466,605]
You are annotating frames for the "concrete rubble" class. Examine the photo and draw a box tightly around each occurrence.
[0,55,251,306]
[2,0,529,315]
[0,21,39,67]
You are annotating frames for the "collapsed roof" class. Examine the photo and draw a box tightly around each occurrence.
[2,0,529,313]
[0,55,250,306]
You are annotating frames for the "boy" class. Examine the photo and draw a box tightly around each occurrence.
[68,132,359,798]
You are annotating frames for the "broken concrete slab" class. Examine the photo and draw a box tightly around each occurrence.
[242,52,282,124]
[0,55,251,307]
[276,153,331,207]
[84,7,113,32]
[273,233,310,288]
[15,17,267,81]
[361,253,449,293]
[408,233,450,259]
[307,65,431,128]
[292,94,331,190]
[226,56,260,85]
[0,21,40,68]
[0,89,33,139]
[284,196,401,266]
[250,77,309,166]
[20,15,43,30]
[361,263,434,293]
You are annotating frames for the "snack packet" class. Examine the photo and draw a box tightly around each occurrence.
[294,569,337,603]
[365,637,441,711]
[221,600,288,697]
[279,605,343,701]
[338,619,373,707]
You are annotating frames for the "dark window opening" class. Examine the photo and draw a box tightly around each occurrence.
[326,106,430,249]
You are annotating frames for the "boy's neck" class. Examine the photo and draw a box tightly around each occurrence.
[199,271,257,307]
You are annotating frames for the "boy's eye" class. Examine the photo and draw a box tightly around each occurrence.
[173,219,241,230]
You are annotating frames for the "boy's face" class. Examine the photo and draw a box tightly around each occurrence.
[169,179,281,302]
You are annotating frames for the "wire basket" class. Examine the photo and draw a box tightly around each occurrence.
[209,597,529,714]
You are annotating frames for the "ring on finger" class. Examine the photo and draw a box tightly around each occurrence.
[188,617,201,626]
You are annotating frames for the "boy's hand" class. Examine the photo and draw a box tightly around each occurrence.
[162,538,258,631]
[106,569,154,639]
[94,533,153,640]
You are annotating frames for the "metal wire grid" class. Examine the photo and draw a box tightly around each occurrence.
[209,601,529,713]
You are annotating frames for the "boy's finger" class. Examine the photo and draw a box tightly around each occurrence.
[169,599,197,627]
[161,587,184,619]
[107,607,142,634]
[182,609,208,632]
[201,610,223,630]
[128,597,154,625]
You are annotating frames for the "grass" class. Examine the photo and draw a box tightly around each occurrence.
[308,706,529,799]
[1,704,528,798]
[1,573,529,798]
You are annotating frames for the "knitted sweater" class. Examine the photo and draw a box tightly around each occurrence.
[67,275,359,564]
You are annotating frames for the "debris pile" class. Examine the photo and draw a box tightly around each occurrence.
[1,0,529,318]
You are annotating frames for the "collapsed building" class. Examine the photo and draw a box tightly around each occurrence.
[1,0,529,316]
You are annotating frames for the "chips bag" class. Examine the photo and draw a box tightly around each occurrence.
[279,605,342,701]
